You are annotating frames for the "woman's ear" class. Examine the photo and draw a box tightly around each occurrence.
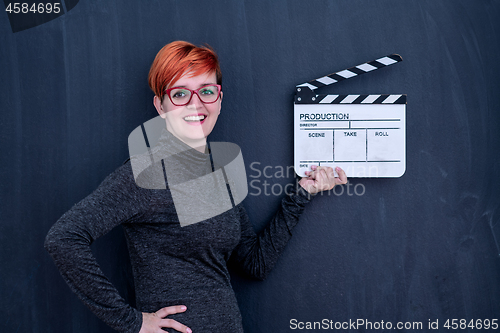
[153,96,167,118]
[218,91,223,114]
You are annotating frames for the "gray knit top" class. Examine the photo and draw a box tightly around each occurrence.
[44,129,313,333]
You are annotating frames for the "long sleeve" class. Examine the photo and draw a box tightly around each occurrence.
[44,162,150,333]
[229,182,314,280]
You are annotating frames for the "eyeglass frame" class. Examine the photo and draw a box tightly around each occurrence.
[163,84,222,106]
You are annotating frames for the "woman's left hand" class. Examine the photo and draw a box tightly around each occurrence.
[299,165,348,194]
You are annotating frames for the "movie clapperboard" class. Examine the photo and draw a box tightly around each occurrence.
[294,54,406,178]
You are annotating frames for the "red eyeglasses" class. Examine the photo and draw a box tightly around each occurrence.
[164,84,222,106]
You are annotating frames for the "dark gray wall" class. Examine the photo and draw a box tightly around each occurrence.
[1,0,499,332]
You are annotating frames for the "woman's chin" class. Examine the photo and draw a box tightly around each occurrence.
[176,134,208,147]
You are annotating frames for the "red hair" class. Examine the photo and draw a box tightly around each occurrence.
[148,41,222,100]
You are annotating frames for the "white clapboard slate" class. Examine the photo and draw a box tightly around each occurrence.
[294,54,406,178]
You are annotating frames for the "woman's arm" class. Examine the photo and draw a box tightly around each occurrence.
[229,166,347,280]
[44,162,149,333]
[228,181,312,280]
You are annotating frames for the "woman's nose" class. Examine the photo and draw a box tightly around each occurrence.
[187,93,203,108]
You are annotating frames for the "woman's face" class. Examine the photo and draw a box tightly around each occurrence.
[154,71,222,149]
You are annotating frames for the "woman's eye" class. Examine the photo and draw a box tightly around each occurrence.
[172,90,188,98]
[200,88,214,95]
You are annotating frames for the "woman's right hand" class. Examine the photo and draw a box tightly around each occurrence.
[139,305,192,333]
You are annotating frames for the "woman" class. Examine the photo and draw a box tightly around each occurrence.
[45,41,347,333]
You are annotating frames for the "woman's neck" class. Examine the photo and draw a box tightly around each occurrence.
[166,128,208,154]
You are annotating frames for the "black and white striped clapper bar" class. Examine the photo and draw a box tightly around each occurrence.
[294,54,406,178]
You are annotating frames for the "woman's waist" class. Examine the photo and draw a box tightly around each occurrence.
[131,256,233,288]
[136,285,237,312]
[136,287,243,333]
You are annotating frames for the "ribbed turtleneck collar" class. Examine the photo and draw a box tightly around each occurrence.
[153,128,211,164]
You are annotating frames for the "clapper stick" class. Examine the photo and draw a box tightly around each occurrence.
[296,54,403,91]
[295,54,405,105]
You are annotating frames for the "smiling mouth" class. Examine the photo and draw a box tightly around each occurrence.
[183,115,207,122]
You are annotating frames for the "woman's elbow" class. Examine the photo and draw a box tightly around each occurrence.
[44,227,61,255]
[44,224,74,256]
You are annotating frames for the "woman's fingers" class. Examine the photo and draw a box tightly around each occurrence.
[315,168,330,191]
[301,166,348,194]
[159,318,192,333]
[155,305,187,318]
[308,167,331,187]
[151,306,191,333]
[334,167,348,185]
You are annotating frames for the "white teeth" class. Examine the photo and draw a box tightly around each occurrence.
[183,115,206,121]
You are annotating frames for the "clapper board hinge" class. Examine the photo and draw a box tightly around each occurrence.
[295,86,316,104]
[294,54,403,104]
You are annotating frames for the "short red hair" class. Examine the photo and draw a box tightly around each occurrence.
[148,41,222,100]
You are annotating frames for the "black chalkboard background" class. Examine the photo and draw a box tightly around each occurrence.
[1,1,499,332]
